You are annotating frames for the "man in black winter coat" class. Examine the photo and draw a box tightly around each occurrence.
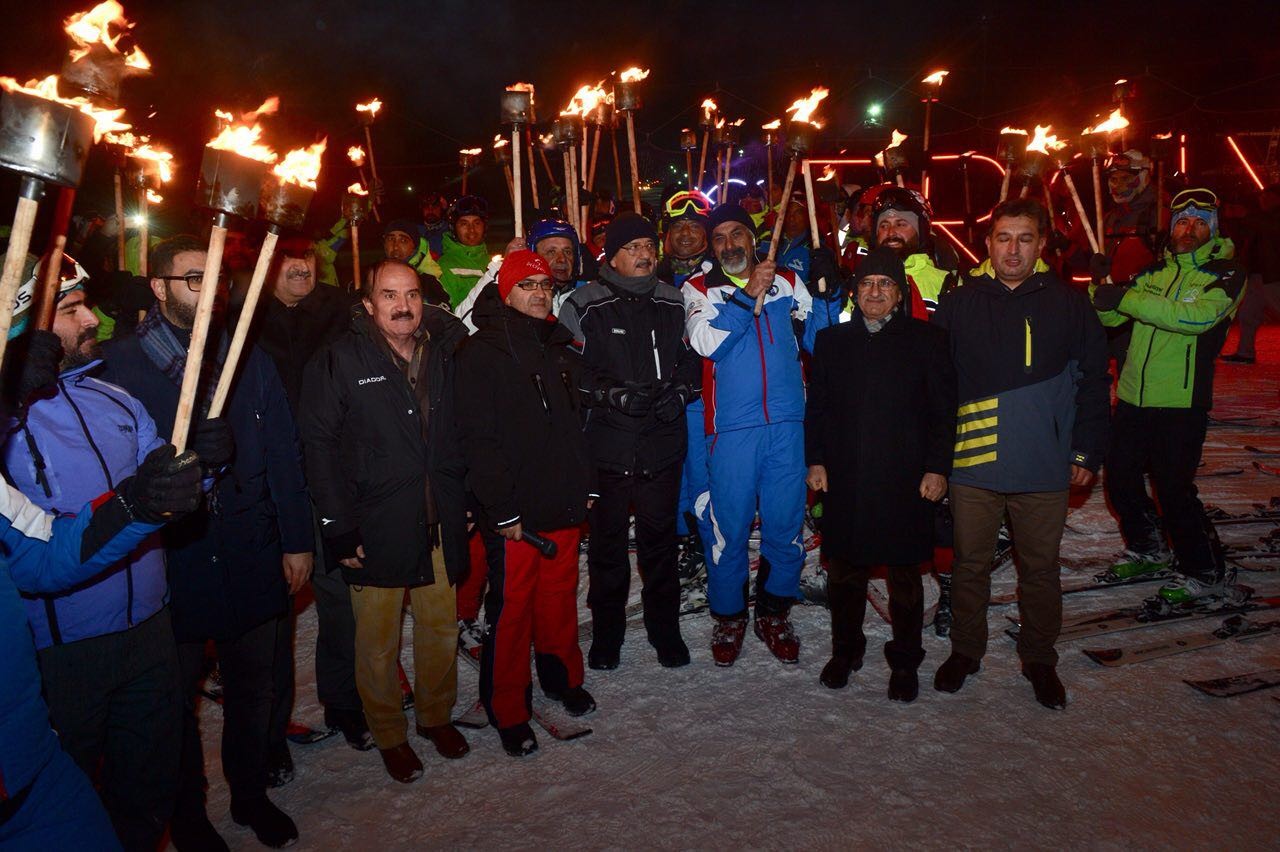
[805,247,956,703]
[454,250,598,758]
[250,238,373,761]
[559,213,700,671]
[100,235,313,849]
[299,260,470,784]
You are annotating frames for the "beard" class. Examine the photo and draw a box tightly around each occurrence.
[59,331,100,371]
[718,247,750,276]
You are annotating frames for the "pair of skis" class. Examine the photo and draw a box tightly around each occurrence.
[453,648,593,742]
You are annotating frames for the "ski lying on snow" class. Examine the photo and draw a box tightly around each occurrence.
[286,722,339,745]
[1253,461,1280,478]
[1081,614,1280,667]
[456,647,592,740]
[988,564,1170,605]
[1184,667,1280,697]
[1007,594,1279,642]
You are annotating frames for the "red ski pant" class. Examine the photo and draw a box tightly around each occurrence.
[481,527,584,729]
[456,532,490,622]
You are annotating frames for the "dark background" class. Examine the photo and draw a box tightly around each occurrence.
[3,0,1278,238]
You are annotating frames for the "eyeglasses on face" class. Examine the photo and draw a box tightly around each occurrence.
[158,272,229,292]
[515,278,555,292]
[618,240,658,255]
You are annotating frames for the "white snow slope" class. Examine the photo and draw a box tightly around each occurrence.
[189,327,1279,850]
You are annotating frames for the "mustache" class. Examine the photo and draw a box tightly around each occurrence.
[719,247,747,261]
[390,310,415,321]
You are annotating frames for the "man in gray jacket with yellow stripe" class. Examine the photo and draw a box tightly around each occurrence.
[930,199,1110,709]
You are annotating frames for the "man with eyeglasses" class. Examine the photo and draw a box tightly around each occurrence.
[454,251,598,757]
[682,205,828,667]
[1092,188,1246,606]
[100,234,313,848]
[558,212,700,670]
[931,199,1109,711]
[300,259,470,782]
[1,252,230,851]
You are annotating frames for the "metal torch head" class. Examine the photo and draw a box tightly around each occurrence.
[342,191,369,224]
[998,132,1028,163]
[1079,131,1111,159]
[500,89,533,126]
[785,120,815,157]
[195,145,270,220]
[0,90,95,188]
[59,44,129,104]
[1149,133,1176,161]
[589,101,611,127]
[1020,150,1051,179]
[259,173,314,230]
[679,128,697,151]
[552,117,580,148]
[615,80,642,112]
[126,161,160,191]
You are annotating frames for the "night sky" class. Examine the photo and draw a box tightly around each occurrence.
[3,0,1277,230]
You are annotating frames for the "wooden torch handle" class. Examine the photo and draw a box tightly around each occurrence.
[757,157,798,316]
[208,228,279,418]
[172,225,228,453]
[0,195,41,371]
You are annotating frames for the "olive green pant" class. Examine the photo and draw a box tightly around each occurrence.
[948,484,1069,666]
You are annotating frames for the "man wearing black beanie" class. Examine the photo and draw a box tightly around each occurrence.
[559,213,702,670]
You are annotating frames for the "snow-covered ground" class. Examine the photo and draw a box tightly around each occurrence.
[192,327,1279,850]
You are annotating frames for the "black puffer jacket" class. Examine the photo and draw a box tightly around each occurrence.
[299,306,468,588]
[454,283,596,533]
[558,265,700,476]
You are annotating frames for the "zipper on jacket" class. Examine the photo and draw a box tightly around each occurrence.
[1183,343,1192,389]
[1023,316,1033,374]
[754,316,771,423]
[1136,266,1183,406]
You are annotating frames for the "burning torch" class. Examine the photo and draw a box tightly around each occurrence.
[919,70,947,193]
[459,147,480,196]
[1150,132,1175,231]
[680,128,697,191]
[355,98,382,197]
[501,83,534,238]
[615,68,648,214]
[180,101,277,451]
[697,98,717,193]
[878,129,911,188]
[346,145,379,222]
[762,119,781,207]
[209,139,325,418]
[802,162,840,291]
[124,140,172,277]
[1080,109,1129,252]
[759,87,828,315]
[1033,129,1102,261]
[343,183,369,292]
[997,127,1028,202]
[717,119,743,203]
[552,116,583,238]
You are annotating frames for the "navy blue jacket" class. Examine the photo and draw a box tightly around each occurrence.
[100,329,312,643]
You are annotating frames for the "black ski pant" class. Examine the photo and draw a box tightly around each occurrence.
[587,463,683,652]
[37,608,182,851]
[825,559,925,671]
[267,603,295,765]
[1105,402,1223,583]
[174,614,279,824]
[312,540,363,716]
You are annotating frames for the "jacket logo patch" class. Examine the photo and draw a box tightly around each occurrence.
[358,375,387,386]
[611,327,627,335]
[116,424,135,434]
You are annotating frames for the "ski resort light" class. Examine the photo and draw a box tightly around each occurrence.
[1226,136,1264,191]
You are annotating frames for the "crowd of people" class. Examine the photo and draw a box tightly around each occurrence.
[0,135,1269,851]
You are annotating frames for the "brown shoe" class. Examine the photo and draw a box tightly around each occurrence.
[378,742,423,783]
[933,652,981,694]
[416,723,470,759]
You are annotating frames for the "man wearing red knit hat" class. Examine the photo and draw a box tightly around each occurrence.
[454,250,599,757]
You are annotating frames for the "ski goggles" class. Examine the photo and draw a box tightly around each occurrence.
[664,191,711,220]
[1170,188,1218,214]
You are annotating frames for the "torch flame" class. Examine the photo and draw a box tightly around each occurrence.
[730,118,744,126]
[816,165,837,182]
[206,98,279,164]
[701,98,718,121]
[145,188,162,204]
[347,146,365,166]
[355,98,382,118]
[460,147,481,156]
[619,67,649,83]
[921,70,949,86]
[886,129,908,149]
[64,1,150,70]
[493,134,509,149]
[1082,109,1129,136]
[762,119,781,130]
[999,126,1028,136]
[1152,131,1173,140]
[785,87,829,127]
[346,182,367,196]
[0,75,129,142]
[131,143,173,183]
[715,117,725,129]
[272,138,326,190]
[560,82,609,118]
[507,82,535,92]
[1025,124,1066,155]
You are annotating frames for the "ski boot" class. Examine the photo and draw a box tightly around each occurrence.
[457,618,485,660]
[798,563,829,607]
[1103,548,1173,582]
[710,614,748,666]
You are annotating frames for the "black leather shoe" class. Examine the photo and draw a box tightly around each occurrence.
[819,655,862,689]
[888,668,919,703]
[933,652,981,694]
[229,796,298,848]
[1022,661,1067,709]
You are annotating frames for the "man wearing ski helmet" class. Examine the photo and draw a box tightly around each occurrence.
[1091,188,1246,605]
[658,191,713,287]
[870,187,956,319]
[434,195,493,309]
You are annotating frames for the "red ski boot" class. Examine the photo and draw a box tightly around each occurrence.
[710,614,748,666]
[753,613,800,664]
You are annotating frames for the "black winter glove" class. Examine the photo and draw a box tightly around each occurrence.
[17,330,64,405]
[190,416,235,470]
[808,248,845,302]
[324,527,363,562]
[1091,283,1130,313]
[1088,252,1112,281]
[604,383,653,417]
[117,445,203,523]
[652,384,690,423]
